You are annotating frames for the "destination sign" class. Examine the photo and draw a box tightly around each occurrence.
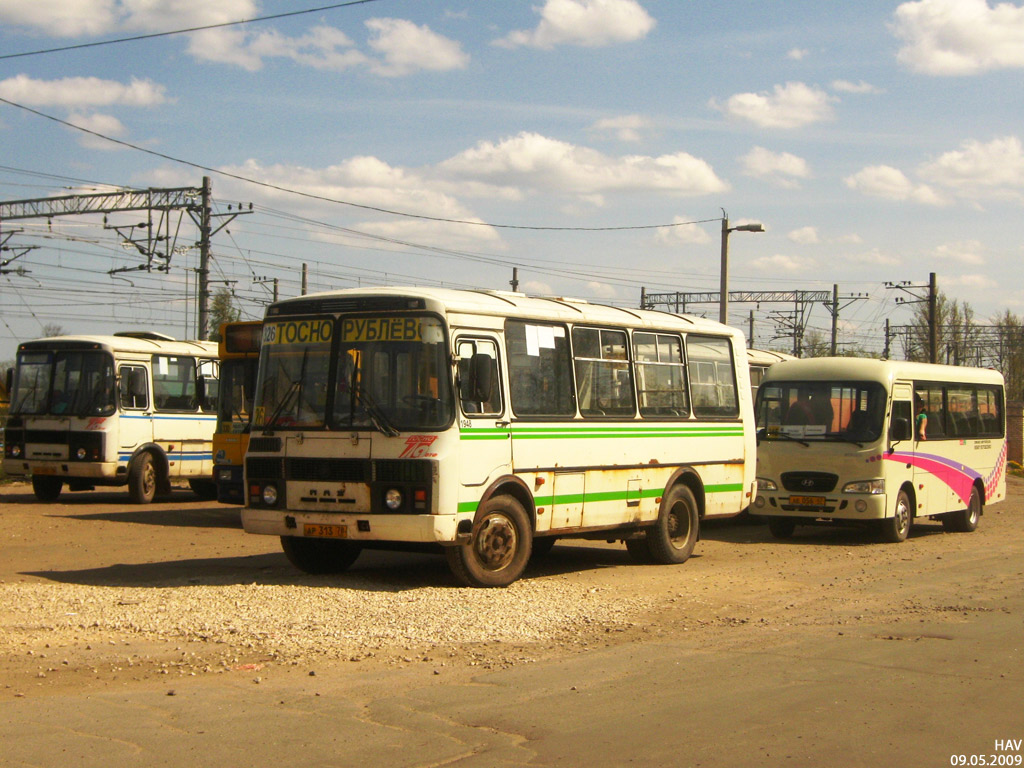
[262,319,333,345]
[340,317,424,343]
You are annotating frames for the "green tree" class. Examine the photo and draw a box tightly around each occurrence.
[208,288,240,341]
[903,291,981,364]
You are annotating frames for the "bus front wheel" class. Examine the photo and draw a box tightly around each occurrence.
[942,487,981,533]
[767,516,797,539]
[32,475,62,502]
[645,484,699,565]
[128,452,158,504]
[446,496,531,587]
[280,536,362,574]
[880,490,912,543]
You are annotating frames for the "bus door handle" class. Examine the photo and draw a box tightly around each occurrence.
[497,420,511,428]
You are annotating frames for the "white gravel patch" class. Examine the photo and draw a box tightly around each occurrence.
[0,580,650,661]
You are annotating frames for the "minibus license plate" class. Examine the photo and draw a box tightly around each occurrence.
[789,495,825,506]
[304,523,347,539]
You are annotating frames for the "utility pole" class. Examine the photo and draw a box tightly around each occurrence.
[885,272,938,363]
[510,267,519,293]
[196,176,212,342]
[302,263,308,295]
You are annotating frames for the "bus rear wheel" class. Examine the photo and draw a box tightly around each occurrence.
[32,475,62,502]
[446,496,531,587]
[942,487,981,533]
[880,489,912,543]
[280,536,362,574]
[645,485,699,565]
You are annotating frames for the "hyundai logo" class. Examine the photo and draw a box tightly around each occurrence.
[801,479,816,488]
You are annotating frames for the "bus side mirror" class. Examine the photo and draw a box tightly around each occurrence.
[890,417,911,442]
[468,353,493,402]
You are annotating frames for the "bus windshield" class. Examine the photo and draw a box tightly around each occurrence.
[757,379,886,443]
[253,314,453,432]
[11,350,116,417]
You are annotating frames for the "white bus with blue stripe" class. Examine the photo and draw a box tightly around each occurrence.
[4,332,219,503]
[241,287,756,587]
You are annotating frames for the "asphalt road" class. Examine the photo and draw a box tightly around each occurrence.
[1,479,1022,767]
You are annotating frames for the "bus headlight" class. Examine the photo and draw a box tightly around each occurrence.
[10,444,22,458]
[384,489,403,510]
[76,447,87,460]
[756,477,777,491]
[842,479,884,494]
[262,484,279,506]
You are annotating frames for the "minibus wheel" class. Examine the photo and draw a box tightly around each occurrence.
[128,452,158,504]
[942,487,981,533]
[32,475,62,502]
[880,489,912,543]
[767,516,797,539]
[646,485,699,565]
[446,495,531,587]
[280,536,362,574]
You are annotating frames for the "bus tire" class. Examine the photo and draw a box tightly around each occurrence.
[625,536,654,563]
[280,536,362,574]
[767,516,797,539]
[446,496,531,587]
[942,486,981,533]
[880,489,912,543]
[128,452,158,504]
[32,475,62,502]
[188,479,218,500]
[646,484,699,565]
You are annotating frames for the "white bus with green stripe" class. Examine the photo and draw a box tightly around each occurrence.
[242,287,756,587]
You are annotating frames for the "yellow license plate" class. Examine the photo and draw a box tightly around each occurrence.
[790,495,826,506]
[304,523,347,539]
[33,466,57,475]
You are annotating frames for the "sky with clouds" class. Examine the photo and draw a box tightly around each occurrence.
[1,0,1024,360]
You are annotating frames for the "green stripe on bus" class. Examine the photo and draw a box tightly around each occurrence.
[456,482,742,514]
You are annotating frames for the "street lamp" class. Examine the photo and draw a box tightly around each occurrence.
[719,213,764,325]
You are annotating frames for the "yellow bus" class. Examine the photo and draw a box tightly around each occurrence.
[4,331,219,502]
[213,320,262,504]
[241,286,757,586]
[753,358,1006,541]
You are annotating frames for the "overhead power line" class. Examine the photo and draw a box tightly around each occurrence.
[0,97,718,234]
[0,0,383,61]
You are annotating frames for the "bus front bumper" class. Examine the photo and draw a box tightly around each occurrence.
[751,491,890,520]
[3,459,121,482]
[241,507,463,544]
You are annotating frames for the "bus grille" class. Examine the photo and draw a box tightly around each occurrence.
[281,458,432,484]
[248,437,281,453]
[781,472,838,493]
[247,457,284,480]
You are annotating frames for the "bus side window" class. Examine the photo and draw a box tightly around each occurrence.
[456,338,501,416]
[119,366,149,410]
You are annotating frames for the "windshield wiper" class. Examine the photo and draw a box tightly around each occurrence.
[769,430,810,448]
[349,366,399,437]
[261,350,307,432]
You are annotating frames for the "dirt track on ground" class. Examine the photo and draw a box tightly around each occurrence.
[2,480,1022,766]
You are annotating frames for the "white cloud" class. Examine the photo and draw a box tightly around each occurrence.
[934,240,987,265]
[944,272,998,289]
[66,112,126,149]
[893,0,1024,75]
[749,254,815,273]
[787,48,809,60]
[917,136,1024,200]
[365,18,470,76]
[844,165,948,205]
[246,26,369,72]
[0,0,118,36]
[494,0,655,49]
[713,82,836,129]
[788,226,820,245]
[854,248,902,266]
[522,280,554,295]
[591,114,650,143]
[438,132,728,198]
[219,156,501,248]
[0,75,168,108]
[831,79,883,94]
[655,216,713,246]
[585,281,618,299]
[739,146,810,188]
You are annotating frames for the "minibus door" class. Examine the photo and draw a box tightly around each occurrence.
[891,382,925,511]
[455,337,512,490]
